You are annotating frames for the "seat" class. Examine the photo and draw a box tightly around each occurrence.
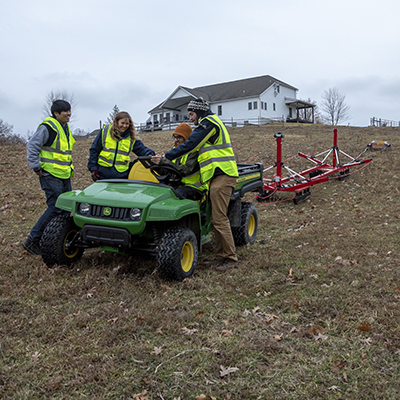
[128,161,159,183]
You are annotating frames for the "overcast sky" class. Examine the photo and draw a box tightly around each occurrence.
[1,0,399,137]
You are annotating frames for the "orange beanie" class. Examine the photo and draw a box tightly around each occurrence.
[174,122,192,141]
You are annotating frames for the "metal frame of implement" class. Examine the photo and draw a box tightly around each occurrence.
[257,129,373,204]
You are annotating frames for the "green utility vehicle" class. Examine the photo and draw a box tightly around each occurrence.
[40,158,264,280]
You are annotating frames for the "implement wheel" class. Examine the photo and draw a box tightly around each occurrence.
[156,227,198,281]
[41,215,84,267]
[232,202,258,246]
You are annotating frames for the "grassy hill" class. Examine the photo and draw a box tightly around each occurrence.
[1,123,399,399]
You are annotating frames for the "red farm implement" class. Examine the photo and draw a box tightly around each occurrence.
[256,129,373,204]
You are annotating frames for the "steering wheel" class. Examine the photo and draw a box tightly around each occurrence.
[149,165,183,187]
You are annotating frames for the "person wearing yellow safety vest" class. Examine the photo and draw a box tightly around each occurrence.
[162,98,239,271]
[88,111,155,181]
[151,122,208,200]
[23,100,75,256]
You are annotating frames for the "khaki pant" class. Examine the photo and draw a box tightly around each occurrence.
[209,174,238,262]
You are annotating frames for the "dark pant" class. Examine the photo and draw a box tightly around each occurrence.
[29,173,71,241]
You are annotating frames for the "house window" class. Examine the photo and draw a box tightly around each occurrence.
[264,102,267,110]
[218,105,222,116]
[165,113,170,122]
[248,102,252,110]
[153,115,158,123]
[253,101,258,110]
[273,103,276,111]
[261,102,264,110]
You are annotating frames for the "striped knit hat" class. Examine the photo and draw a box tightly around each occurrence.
[187,98,209,115]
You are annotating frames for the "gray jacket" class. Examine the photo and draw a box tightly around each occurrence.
[26,125,50,171]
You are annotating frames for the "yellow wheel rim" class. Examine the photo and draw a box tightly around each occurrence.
[248,215,256,237]
[181,241,194,273]
[63,230,80,258]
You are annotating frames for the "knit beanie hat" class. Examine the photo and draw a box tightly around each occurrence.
[187,98,209,118]
[174,122,192,141]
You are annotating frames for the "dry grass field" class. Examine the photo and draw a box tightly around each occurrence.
[1,123,399,399]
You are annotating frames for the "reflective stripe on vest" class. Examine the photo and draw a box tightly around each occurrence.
[197,114,238,183]
[39,117,75,179]
[174,154,208,192]
[98,125,135,172]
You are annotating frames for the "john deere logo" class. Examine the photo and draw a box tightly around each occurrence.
[103,207,112,216]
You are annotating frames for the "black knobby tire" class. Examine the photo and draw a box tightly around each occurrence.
[41,214,84,267]
[232,202,258,246]
[156,227,198,281]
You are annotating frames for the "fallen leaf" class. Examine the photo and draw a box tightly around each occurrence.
[108,317,118,323]
[264,313,279,322]
[155,327,164,335]
[358,324,371,332]
[274,334,283,341]
[221,329,233,337]
[46,376,62,389]
[314,333,328,341]
[342,372,348,382]
[360,337,372,345]
[332,359,347,372]
[152,346,162,355]
[290,327,298,333]
[32,351,41,362]
[220,365,239,377]
[327,385,341,391]
[132,391,149,400]
[182,327,198,335]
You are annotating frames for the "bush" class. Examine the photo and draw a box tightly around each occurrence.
[0,119,26,145]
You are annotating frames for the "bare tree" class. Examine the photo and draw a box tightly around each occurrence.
[0,118,26,145]
[320,87,350,125]
[42,90,77,123]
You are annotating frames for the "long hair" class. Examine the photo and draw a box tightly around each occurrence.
[110,111,136,141]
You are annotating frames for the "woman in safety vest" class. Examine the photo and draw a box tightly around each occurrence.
[88,111,155,181]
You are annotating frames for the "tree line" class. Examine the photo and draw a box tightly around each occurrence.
[0,88,351,145]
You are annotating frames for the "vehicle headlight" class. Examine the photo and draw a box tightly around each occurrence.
[129,208,142,221]
[79,203,91,215]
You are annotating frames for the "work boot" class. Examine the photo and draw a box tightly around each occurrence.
[22,237,41,255]
[214,259,239,272]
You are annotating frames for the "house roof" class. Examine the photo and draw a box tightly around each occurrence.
[148,75,298,114]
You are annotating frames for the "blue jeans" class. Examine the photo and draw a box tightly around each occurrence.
[29,173,71,241]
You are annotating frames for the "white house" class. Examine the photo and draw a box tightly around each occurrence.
[145,75,315,131]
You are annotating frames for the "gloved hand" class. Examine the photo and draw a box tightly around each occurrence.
[91,170,100,182]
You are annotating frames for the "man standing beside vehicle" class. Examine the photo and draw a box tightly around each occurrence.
[151,122,208,200]
[22,100,75,256]
[159,98,239,269]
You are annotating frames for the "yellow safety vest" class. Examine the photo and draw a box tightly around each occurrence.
[39,117,75,179]
[98,125,135,173]
[173,153,208,192]
[197,114,238,183]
